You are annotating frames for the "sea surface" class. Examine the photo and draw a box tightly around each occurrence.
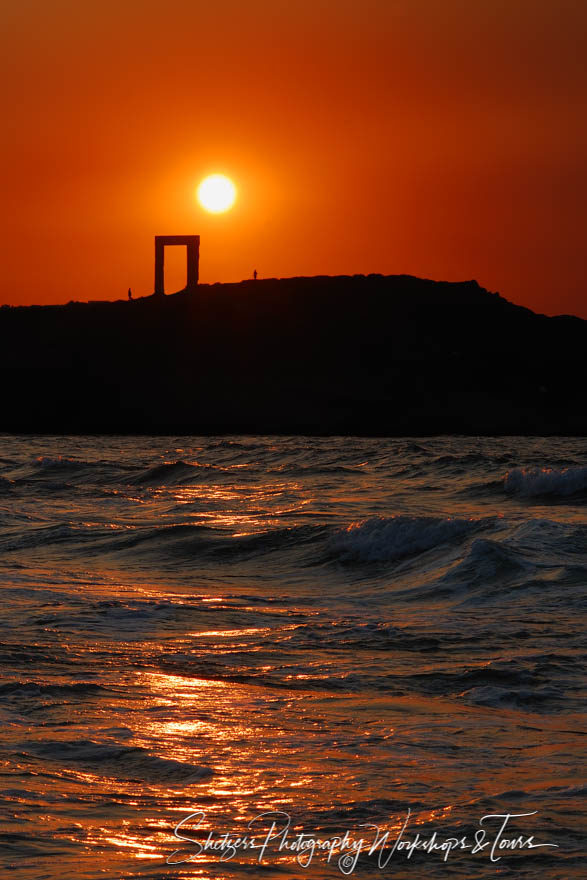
[0,434,585,880]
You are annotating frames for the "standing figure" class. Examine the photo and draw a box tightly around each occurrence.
[128,288,133,300]
[253,269,258,281]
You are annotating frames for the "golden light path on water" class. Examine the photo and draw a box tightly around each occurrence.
[1,436,584,879]
[61,665,463,874]
[10,641,574,878]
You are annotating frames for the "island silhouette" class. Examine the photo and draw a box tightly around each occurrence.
[0,274,585,435]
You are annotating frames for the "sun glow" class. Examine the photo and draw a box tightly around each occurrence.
[197,174,237,213]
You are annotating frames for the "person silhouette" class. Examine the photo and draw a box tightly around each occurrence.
[128,288,132,300]
[253,269,258,280]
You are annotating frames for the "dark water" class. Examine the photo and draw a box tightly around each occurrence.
[0,435,585,880]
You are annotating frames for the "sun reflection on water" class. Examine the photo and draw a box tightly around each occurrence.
[2,436,584,879]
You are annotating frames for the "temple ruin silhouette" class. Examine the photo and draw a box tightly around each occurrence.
[154,235,200,296]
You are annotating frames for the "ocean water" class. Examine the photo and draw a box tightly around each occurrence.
[0,434,585,880]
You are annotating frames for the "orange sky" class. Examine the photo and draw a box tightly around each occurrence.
[2,0,586,316]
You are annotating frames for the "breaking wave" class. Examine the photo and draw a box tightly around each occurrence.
[504,465,587,497]
[1,434,585,880]
[330,515,486,563]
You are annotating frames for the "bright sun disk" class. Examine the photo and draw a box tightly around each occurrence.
[197,174,237,213]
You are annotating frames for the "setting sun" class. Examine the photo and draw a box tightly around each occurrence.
[197,174,237,214]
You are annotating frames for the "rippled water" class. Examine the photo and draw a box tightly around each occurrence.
[0,435,585,879]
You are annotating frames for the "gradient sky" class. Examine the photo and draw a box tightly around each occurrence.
[2,0,586,316]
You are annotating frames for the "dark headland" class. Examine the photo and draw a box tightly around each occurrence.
[1,275,585,435]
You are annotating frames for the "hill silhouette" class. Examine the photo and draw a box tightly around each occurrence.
[0,275,585,435]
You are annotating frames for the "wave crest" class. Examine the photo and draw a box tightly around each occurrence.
[504,466,587,497]
[22,739,213,784]
[330,515,483,563]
